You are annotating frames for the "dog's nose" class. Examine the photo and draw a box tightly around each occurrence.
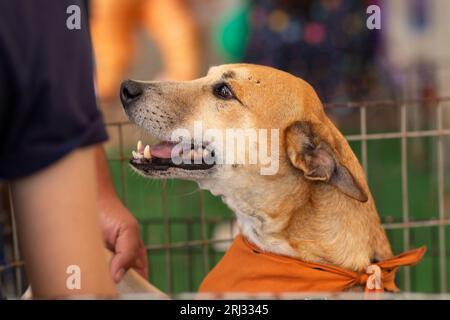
[120,80,143,107]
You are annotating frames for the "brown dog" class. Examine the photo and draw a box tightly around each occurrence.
[120,64,407,292]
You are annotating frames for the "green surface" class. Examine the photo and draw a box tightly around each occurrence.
[107,135,449,294]
[213,2,251,63]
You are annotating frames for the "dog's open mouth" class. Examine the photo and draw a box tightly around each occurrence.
[129,140,216,172]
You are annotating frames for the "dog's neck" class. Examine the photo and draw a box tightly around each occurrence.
[198,173,392,272]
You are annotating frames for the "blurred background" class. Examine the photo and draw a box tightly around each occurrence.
[1,0,450,296]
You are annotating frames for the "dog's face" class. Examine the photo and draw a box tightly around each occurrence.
[121,64,367,223]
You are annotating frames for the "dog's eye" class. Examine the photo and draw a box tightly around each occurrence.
[213,83,235,100]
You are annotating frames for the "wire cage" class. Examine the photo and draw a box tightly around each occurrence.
[1,97,450,299]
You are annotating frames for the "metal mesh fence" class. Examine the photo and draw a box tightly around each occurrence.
[1,97,449,298]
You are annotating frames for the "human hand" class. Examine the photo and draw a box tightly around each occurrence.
[99,195,148,282]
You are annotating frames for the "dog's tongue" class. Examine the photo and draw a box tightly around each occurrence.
[150,141,177,159]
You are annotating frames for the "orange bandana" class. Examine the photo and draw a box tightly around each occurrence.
[199,235,426,293]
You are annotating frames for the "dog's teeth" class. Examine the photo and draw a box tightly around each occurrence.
[137,140,143,152]
[202,149,209,159]
[190,149,196,160]
[144,145,151,159]
[132,150,143,159]
[182,150,189,159]
[193,149,203,160]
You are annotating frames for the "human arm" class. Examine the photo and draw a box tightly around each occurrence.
[11,146,117,298]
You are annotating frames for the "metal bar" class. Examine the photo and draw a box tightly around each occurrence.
[430,226,440,292]
[138,215,446,225]
[137,218,450,246]
[436,102,447,293]
[323,96,450,109]
[105,121,134,127]
[143,219,450,252]
[8,185,23,297]
[187,218,194,292]
[160,180,173,293]
[0,260,25,273]
[117,124,128,205]
[198,191,209,273]
[0,273,3,298]
[382,218,450,230]
[410,228,418,291]
[139,216,233,224]
[360,105,368,176]
[141,221,149,281]
[146,238,236,252]
[401,104,411,291]
[229,219,235,240]
[346,129,450,141]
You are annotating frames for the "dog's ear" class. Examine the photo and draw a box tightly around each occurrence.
[285,121,368,202]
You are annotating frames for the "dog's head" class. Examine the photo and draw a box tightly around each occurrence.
[121,64,368,211]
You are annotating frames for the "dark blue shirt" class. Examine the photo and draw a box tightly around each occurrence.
[0,0,107,179]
